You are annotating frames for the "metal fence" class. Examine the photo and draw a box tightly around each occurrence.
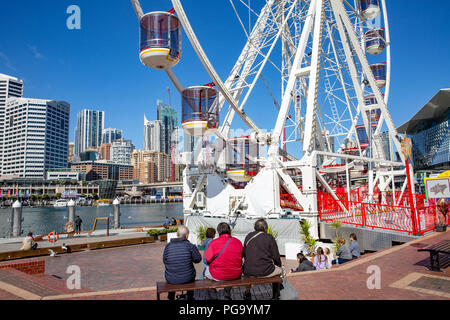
[318,192,438,236]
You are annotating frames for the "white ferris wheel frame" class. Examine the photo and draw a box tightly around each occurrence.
[131,0,414,225]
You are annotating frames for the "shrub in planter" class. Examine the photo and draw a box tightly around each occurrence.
[196,226,208,249]
[299,219,316,255]
[158,229,168,235]
[147,229,159,240]
[267,225,279,240]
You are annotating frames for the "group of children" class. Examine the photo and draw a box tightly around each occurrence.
[290,233,361,273]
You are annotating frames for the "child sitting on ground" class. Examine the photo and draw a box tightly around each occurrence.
[313,247,328,270]
[323,247,333,269]
[290,252,315,273]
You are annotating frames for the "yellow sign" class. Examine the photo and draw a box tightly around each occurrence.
[437,171,450,179]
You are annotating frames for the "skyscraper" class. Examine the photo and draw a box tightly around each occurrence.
[144,115,162,152]
[131,149,171,182]
[1,98,70,179]
[0,74,23,174]
[111,138,135,165]
[102,128,123,144]
[75,109,104,156]
[157,100,178,155]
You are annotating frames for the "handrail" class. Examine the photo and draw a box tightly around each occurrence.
[91,217,110,236]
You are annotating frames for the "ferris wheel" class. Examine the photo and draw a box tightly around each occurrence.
[131,0,411,227]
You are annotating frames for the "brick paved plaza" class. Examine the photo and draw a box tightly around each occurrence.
[0,230,448,300]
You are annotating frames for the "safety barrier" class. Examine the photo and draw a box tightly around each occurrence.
[318,192,437,236]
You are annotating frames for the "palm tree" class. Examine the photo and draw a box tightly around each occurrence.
[299,220,316,254]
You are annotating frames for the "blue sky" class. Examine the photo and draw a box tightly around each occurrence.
[0,0,449,151]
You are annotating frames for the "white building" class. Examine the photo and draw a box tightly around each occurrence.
[102,128,122,144]
[0,74,23,175]
[47,169,85,181]
[1,98,70,179]
[75,109,104,156]
[144,115,162,152]
[111,138,135,165]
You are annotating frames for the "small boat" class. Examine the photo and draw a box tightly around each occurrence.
[96,199,111,207]
[54,199,68,208]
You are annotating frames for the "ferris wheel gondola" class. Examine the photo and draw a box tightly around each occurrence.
[226,136,260,183]
[364,28,385,55]
[357,0,381,20]
[139,11,181,70]
[370,62,387,88]
[181,86,219,137]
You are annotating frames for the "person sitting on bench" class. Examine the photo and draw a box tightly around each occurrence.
[204,222,243,300]
[242,219,283,300]
[163,225,202,300]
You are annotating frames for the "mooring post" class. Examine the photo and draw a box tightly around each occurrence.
[68,199,76,225]
[12,200,23,238]
[113,198,121,229]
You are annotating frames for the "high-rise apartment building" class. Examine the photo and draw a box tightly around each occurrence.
[134,161,157,184]
[111,139,135,165]
[144,115,162,152]
[0,74,23,174]
[102,128,122,145]
[74,109,104,156]
[68,142,75,162]
[99,143,111,161]
[1,98,70,179]
[131,149,171,182]
[157,100,178,155]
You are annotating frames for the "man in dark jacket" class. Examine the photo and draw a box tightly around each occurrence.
[163,225,202,300]
[75,216,82,234]
[243,219,283,300]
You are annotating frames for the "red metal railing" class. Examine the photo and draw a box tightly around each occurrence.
[280,194,303,211]
[318,191,437,236]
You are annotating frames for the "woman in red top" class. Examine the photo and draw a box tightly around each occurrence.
[204,222,243,299]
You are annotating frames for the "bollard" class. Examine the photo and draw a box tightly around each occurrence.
[113,198,121,229]
[68,199,76,225]
[12,200,23,238]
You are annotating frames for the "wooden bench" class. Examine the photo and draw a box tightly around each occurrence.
[418,240,450,272]
[156,276,283,300]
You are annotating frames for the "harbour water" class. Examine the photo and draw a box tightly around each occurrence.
[0,203,183,238]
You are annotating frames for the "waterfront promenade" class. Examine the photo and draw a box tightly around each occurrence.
[0,230,448,300]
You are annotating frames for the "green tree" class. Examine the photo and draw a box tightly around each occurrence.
[329,220,343,254]
[299,220,316,254]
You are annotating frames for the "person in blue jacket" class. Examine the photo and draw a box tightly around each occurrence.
[163,225,202,300]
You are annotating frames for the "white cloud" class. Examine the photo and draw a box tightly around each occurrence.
[0,52,16,71]
[28,45,45,59]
